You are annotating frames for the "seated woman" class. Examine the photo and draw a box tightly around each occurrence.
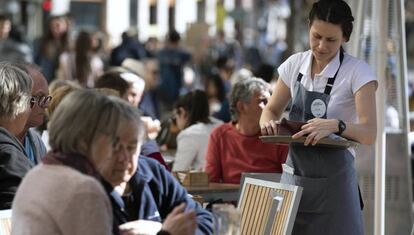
[12,90,122,234]
[0,63,33,209]
[172,90,222,171]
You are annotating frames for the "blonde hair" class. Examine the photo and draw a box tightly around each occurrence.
[47,84,81,117]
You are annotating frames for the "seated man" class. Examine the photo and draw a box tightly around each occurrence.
[0,63,33,209]
[15,63,49,164]
[95,103,212,235]
[111,156,212,235]
[205,77,289,184]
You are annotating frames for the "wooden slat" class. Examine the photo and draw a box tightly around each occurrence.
[239,181,298,235]
[250,185,264,235]
[257,187,271,235]
[0,218,11,235]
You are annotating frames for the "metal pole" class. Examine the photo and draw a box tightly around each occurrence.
[347,0,364,56]
[373,0,388,234]
[397,0,414,223]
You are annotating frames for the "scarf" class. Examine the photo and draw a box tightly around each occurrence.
[42,151,100,178]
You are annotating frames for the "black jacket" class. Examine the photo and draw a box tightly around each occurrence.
[0,127,34,209]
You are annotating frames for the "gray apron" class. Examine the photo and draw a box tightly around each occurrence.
[281,51,364,235]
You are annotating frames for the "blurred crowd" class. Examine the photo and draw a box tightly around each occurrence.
[0,12,289,235]
[0,13,286,123]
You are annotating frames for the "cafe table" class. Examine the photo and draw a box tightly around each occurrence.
[184,182,240,202]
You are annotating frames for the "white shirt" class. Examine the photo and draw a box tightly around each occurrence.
[172,117,222,171]
[278,50,377,123]
[278,50,377,156]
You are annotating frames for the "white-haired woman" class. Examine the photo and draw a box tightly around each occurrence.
[12,90,141,234]
[0,63,33,209]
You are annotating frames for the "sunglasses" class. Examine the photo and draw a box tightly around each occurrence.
[30,95,52,108]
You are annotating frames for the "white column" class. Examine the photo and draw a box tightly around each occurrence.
[157,0,169,40]
[138,0,150,41]
[205,0,217,34]
[175,0,197,34]
[106,0,130,46]
[223,0,235,38]
[373,0,388,234]
[51,0,70,15]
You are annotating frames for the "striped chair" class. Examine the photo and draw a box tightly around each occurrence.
[238,178,302,235]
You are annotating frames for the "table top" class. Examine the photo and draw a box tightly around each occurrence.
[185,183,240,202]
[185,183,240,193]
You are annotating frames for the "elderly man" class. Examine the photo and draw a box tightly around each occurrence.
[0,63,33,209]
[15,63,49,164]
[205,77,289,184]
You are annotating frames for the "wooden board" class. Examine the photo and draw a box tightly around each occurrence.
[260,135,359,148]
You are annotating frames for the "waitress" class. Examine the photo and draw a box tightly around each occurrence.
[260,0,377,234]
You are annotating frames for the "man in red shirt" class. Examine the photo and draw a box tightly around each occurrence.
[205,77,288,184]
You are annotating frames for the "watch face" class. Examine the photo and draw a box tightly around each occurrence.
[339,120,346,132]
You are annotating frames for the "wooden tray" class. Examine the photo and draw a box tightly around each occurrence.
[260,135,359,148]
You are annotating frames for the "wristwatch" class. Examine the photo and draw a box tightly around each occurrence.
[336,119,346,135]
[157,230,171,235]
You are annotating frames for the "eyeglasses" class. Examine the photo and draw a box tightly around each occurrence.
[30,95,52,108]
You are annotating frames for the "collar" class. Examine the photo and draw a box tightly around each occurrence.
[320,50,342,78]
[299,50,343,78]
[298,51,312,76]
[135,157,152,184]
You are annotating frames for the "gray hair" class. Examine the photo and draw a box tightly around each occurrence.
[230,77,270,122]
[0,62,32,119]
[48,90,144,156]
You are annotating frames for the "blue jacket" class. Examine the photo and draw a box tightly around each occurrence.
[110,156,213,235]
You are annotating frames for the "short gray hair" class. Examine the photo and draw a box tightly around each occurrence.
[230,77,270,122]
[48,90,144,156]
[0,62,32,119]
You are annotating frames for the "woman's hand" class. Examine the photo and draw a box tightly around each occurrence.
[292,118,338,146]
[260,120,279,136]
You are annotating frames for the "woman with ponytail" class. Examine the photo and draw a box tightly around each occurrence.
[172,90,222,171]
[260,0,377,234]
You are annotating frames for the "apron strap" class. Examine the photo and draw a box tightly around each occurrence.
[296,73,303,82]
[358,185,364,210]
[324,50,345,95]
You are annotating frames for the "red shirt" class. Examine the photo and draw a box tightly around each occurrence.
[205,123,288,184]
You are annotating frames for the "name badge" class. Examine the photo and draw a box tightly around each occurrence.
[310,99,326,117]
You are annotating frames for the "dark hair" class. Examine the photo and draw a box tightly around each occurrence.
[254,63,275,83]
[75,31,93,86]
[167,29,180,43]
[216,56,236,71]
[309,0,354,41]
[95,72,130,97]
[205,73,226,102]
[0,14,11,23]
[174,90,210,128]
